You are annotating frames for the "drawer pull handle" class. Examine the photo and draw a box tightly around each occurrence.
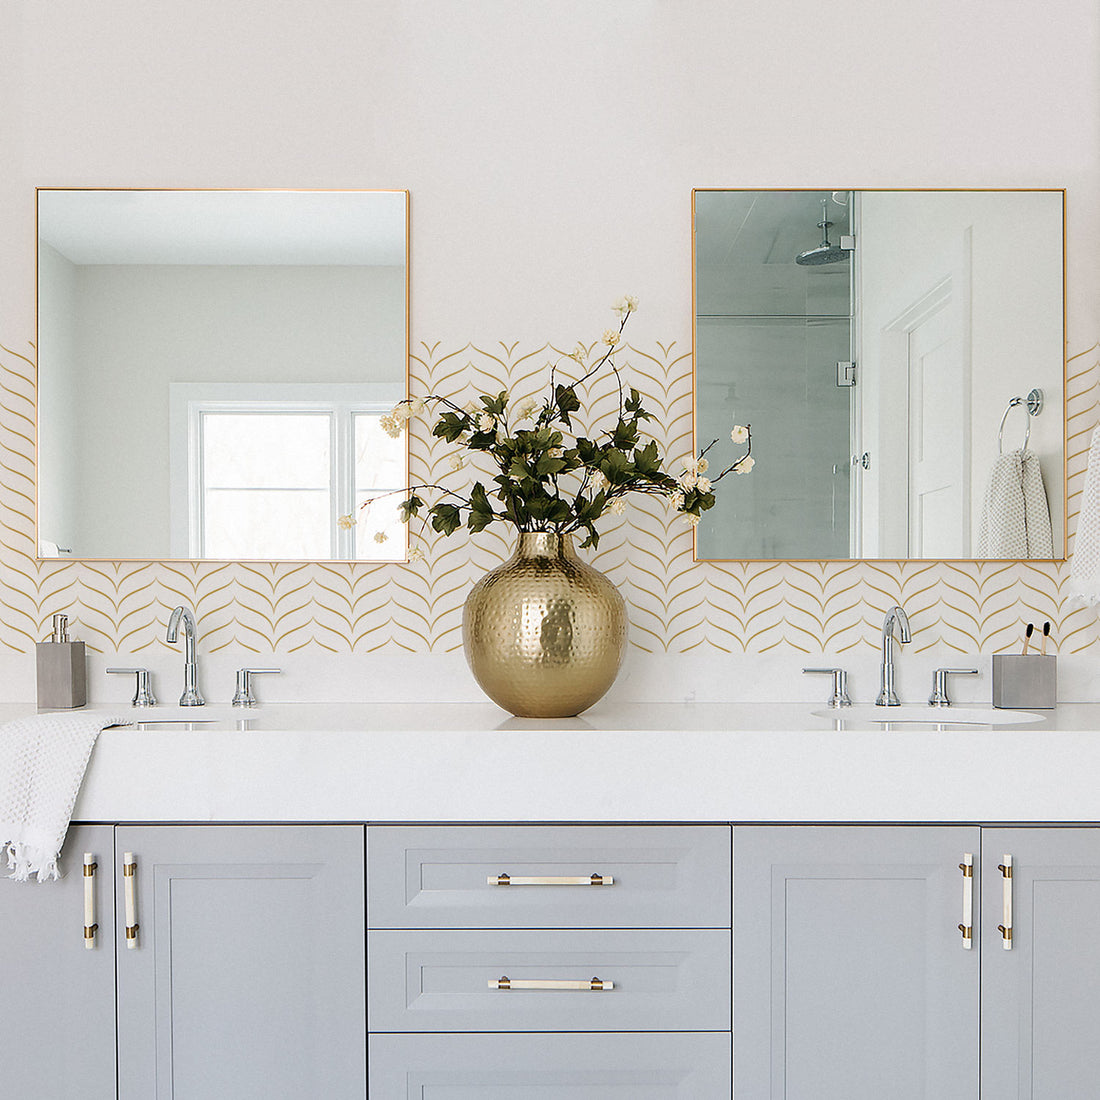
[959,853,973,949]
[488,873,613,887]
[490,975,613,991]
[998,855,1013,949]
[83,853,98,949]
[123,852,139,949]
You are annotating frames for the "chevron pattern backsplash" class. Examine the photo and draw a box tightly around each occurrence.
[1,336,1098,656]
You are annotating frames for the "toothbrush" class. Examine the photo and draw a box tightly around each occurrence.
[1041,621,1051,655]
[1022,622,1034,655]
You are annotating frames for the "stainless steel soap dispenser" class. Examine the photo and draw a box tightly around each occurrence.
[36,613,87,709]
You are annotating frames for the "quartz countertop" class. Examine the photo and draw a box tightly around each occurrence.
[35,700,1100,824]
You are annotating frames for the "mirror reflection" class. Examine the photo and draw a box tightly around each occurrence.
[693,189,1064,561]
[37,188,408,561]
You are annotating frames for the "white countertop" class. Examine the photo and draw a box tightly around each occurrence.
[35,700,1100,824]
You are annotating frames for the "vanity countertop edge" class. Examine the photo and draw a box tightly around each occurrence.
[40,701,1100,825]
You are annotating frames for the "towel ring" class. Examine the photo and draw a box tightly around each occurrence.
[998,388,1043,454]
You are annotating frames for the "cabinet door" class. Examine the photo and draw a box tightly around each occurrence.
[115,825,365,1100]
[980,827,1100,1099]
[0,824,115,1098]
[735,825,979,1100]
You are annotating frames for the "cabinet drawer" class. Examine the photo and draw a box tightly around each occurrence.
[367,928,731,1032]
[366,824,730,928]
[368,1032,732,1097]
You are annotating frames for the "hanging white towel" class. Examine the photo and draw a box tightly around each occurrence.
[0,712,124,882]
[1069,426,1100,603]
[977,448,1053,559]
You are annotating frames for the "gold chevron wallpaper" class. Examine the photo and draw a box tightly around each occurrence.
[1,333,1097,657]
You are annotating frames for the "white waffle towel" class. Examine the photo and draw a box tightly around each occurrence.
[0,712,124,881]
[977,449,1053,559]
[1069,426,1100,604]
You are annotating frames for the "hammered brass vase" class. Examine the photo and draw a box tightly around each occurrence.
[462,532,628,718]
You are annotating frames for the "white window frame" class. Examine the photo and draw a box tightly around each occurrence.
[169,382,403,560]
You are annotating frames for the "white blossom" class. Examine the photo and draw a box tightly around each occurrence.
[477,413,494,432]
[730,425,749,444]
[609,497,626,515]
[547,446,564,458]
[682,511,702,527]
[380,413,402,438]
[373,531,388,543]
[602,329,620,347]
[696,457,709,474]
[448,452,466,471]
[590,470,611,494]
[613,295,639,314]
[696,477,712,493]
[679,471,698,490]
[408,396,427,415]
[734,455,755,474]
[668,490,685,510]
[408,546,425,561]
[337,513,357,529]
[516,398,538,421]
[569,344,587,364]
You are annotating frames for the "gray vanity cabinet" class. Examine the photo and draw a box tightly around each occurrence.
[735,825,981,1100]
[114,824,366,1100]
[0,824,116,1099]
[979,827,1100,1099]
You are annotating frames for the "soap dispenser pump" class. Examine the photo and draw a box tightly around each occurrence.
[36,613,87,709]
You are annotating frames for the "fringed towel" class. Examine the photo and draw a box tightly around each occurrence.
[1069,426,1100,603]
[977,449,1053,559]
[0,712,125,881]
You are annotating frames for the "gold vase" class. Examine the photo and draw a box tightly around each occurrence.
[462,532,628,718]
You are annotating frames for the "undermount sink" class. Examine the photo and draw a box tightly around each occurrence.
[812,705,1045,726]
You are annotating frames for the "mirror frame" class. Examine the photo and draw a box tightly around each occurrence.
[35,186,411,565]
[690,186,1067,564]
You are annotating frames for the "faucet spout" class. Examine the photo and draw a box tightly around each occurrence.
[876,604,911,707]
[166,605,204,706]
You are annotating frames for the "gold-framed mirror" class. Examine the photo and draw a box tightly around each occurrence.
[36,187,409,562]
[693,188,1065,561]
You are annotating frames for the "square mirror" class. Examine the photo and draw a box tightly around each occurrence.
[693,189,1065,561]
[36,188,409,562]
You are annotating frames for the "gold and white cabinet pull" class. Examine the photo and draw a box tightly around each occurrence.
[123,851,140,949]
[489,975,613,991]
[487,872,613,886]
[997,854,1013,949]
[83,853,98,949]
[958,853,974,949]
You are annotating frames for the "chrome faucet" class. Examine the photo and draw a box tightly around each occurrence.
[876,604,911,706]
[166,605,205,706]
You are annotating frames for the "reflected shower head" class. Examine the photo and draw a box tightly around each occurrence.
[796,198,849,266]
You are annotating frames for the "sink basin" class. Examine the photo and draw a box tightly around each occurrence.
[812,705,1045,726]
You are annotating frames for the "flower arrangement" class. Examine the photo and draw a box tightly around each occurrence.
[371,298,753,551]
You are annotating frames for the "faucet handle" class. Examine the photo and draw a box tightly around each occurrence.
[929,668,979,707]
[106,667,157,708]
[803,667,851,708]
[232,668,281,707]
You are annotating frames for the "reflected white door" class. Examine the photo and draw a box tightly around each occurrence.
[908,303,968,557]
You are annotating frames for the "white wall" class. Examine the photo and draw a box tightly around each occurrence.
[0,1,1098,701]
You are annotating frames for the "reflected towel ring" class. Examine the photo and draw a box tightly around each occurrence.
[998,388,1043,454]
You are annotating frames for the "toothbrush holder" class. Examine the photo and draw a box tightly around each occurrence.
[991,654,1057,709]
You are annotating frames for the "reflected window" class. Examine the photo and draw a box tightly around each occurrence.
[170,383,404,560]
